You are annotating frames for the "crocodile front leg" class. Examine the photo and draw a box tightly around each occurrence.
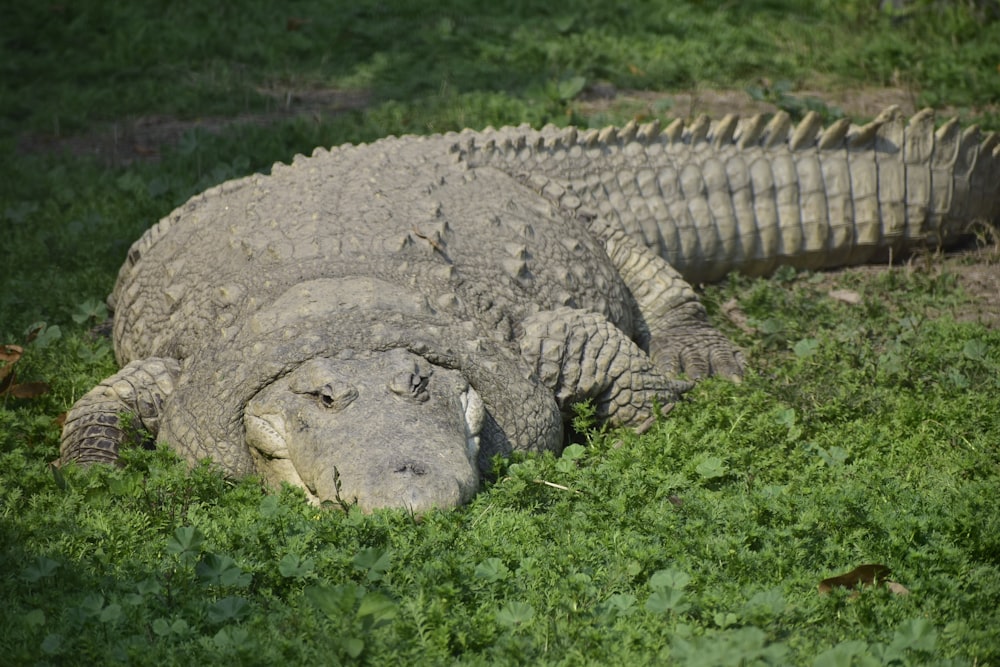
[518,307,692,427]
[595,219,746,380]
[60,357,180,465]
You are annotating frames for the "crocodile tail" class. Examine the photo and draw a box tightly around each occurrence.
[458,108,1000,283]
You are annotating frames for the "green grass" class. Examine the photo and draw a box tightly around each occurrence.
[3,0,999,138]
[2,1,999,664]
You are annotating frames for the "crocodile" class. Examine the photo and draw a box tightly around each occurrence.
[60,106,1000,511]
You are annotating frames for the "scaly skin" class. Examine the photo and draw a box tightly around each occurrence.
[60,107,1000,510]
[461,106,999,281]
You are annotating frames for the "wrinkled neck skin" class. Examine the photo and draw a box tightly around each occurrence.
[159,275,561,510]
[244,348,486,512]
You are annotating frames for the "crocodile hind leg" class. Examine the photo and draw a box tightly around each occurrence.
[518,307,693,427]
[593,219,746,380]
[60,357,180,465]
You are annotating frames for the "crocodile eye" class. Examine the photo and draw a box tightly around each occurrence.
[319,386,336,407]
[313,383,358,410]
[389,370,431,402]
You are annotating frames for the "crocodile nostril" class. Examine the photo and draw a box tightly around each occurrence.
[393,462,428,476]
[389,366,432,402]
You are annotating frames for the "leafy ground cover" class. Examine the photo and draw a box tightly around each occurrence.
[2,1,999,664]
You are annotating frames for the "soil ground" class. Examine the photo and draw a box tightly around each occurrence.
[809,245,1000,330]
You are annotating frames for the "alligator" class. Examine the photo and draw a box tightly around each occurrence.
[60,106,1000,511]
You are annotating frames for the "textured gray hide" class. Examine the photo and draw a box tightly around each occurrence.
[61,107,1000,511]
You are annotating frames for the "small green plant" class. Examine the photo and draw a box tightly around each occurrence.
[70,298,108,326]
[746,80,845,123]
[645,568,692,615]
[305,580,399,661]
[570,400,598,440]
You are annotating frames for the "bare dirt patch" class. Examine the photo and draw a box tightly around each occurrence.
[809,245,1000,330]
[578,84,999,123]
[16,87,372,167]
[940,250,1000,328]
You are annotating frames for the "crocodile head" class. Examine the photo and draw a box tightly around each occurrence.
[244,348,485,512]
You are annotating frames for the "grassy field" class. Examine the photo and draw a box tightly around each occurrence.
[2,1,1000,664]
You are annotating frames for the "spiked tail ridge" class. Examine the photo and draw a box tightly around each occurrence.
[458,107,1000,283]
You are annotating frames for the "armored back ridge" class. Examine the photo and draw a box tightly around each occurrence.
[460,107,1000,282]
[60,108,1000,511]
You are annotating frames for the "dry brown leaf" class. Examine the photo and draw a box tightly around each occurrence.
[1,344,51,399]
[1,344,25,393]
[818,563,891,595]
[1,343,24,369]
[8,381,51,399]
